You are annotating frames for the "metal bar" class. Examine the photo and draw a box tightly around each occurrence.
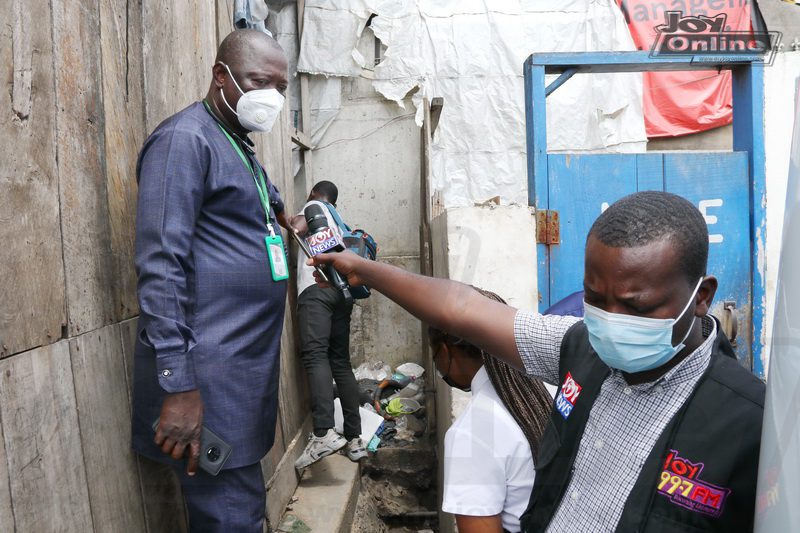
[526,51,763,74]
[545,67,577,97]
[524,61,551,310]
[732,62,767,378]
[296,0,313,193]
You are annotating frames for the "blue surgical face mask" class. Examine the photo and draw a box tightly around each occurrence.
[583,278,703,373]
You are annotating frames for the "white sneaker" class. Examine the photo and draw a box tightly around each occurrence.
[344,437,368,462]
[294,429,347,470]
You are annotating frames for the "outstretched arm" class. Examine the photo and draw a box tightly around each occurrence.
[311,252,523,370]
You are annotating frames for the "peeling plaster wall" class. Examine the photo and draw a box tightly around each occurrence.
[308,74,423,369]
[430,205,538,533]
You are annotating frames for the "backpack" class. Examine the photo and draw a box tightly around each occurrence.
[324,203,378,299]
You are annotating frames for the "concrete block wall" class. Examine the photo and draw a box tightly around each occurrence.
[309,75,423,370]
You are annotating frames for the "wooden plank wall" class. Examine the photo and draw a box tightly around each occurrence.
[101,0,146,322]
[0,0,66,358]
[0,1,307,530]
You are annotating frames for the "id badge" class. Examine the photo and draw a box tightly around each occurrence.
[265,234,289,281]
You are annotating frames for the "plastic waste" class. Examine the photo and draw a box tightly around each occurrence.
[390,371,411,388]
[396,362,425,379]
[386,381,420,401]
[353,361,392,381]
[385,397,421,416]
[367,435,381,452]
[387,376,425,402]
[393,415,417,442]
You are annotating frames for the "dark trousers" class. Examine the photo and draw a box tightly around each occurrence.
[174,462,265,533]
[298,284,361,439]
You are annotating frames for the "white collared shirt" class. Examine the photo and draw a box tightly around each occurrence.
[442,366,536,533]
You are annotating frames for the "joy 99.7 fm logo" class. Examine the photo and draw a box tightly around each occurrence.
[650,11,781,64]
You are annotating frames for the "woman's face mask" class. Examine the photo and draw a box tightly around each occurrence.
[219,62,284,133]
[583,278,703,373]
[434,344,471,392]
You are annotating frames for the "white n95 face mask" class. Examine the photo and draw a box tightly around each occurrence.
[220,63,284,133]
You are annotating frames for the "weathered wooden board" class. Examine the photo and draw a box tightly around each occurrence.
[100,0,145,322]
[52,0,116,337]
[142,0,217,133]
[70,326,147,532]
[216,0,235,44]
[119,318,187,532]
[259,103,310,446]
[0,407,14,532]
[0,0,67,358]
[0,342,93,531]
[136,456,188,533]
[119,317,138,408]
[119,318,188,532]
[265,416,311,528]
[262,416,286,482]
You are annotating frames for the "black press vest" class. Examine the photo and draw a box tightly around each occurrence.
[521,320,765,532]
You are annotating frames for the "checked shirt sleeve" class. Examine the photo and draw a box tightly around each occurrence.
[513,310,581,385]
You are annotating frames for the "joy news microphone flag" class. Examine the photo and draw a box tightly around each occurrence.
[303,203,353,304]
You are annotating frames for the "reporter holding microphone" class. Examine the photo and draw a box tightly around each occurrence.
[307,192,765,533]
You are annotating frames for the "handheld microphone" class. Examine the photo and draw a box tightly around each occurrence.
[304,203,353,304]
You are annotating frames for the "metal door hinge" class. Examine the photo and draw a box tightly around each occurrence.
[536,210,560,245]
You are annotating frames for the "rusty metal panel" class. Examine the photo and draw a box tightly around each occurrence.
[53,0,116,336]
[0,342,93,531]
[101,0,146,322]
[0,0,67,357]
[70,325,147,532]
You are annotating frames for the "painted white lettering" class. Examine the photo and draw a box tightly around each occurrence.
[699,199,724,244]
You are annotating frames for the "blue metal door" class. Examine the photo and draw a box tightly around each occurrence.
[525,53,766,374]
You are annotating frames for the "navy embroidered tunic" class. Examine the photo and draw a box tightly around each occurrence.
[131,102,287,468]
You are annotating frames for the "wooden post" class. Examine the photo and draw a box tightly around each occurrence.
[295,0,314,196]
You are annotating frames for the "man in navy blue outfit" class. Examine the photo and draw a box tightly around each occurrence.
[131,29,300,531]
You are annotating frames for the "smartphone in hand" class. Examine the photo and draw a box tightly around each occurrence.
[152,419,232,476]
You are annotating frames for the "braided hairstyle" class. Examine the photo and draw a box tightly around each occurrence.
[475,288,553,459]
[428,287,553,460]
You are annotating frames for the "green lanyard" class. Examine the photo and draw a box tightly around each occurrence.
[205,102,275,236]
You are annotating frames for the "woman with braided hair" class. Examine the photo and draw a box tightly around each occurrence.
[431,288,552,533]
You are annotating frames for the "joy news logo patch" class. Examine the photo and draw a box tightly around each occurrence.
[555,372,582,419]
[650,11,781,65]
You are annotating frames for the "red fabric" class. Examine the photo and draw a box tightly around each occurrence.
[618,1,753,138]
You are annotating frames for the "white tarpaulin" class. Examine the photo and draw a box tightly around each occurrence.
[297,0,647,207]
[754,79,800,533]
